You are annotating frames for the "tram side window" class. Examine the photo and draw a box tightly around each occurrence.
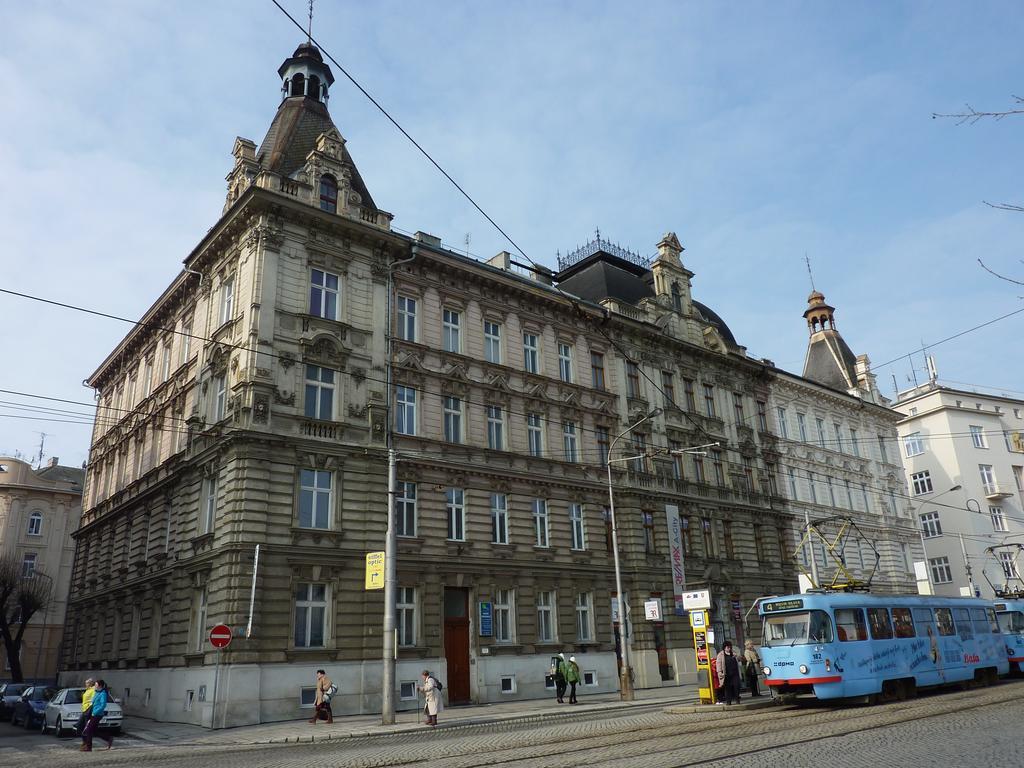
[953,608,974,641]
[984,608,1000,634]
[835,608,867,641]
[970,607,992,637]
[935,607,956,637]
[997,611,1024,634]
[891,607,915,638]
[867,608,893,639]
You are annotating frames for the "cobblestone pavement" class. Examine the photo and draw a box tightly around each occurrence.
[2,681,1022,767]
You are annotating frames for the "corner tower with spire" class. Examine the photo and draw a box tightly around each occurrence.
[801,290,883,403]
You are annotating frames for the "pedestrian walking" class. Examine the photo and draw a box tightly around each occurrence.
[76,677,95,736]
[310,669,336,724]
[418,670,443,727]
[743,640,762,697]
[715,641,741,705]
[566,655,581,704]
[79,680,113,751]
[555,653,568,703]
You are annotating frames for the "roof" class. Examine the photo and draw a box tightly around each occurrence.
[803,332,858,391]
[255,97,376,208]
[693,300,737,348]
[556,257,654,305]
[36,464,85,490]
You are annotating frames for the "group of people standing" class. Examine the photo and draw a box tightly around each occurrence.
[77,677,113,752]
[714,640,763,705]
[309,669,444,728]
[551,653,582,704]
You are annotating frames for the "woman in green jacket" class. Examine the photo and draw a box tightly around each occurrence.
[565,655,581,704]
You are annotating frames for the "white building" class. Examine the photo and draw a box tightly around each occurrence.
[894,378,1024,598]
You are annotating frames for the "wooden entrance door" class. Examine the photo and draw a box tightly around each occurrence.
[443,587,470,704]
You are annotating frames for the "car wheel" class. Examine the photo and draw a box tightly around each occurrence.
[55,716,66,737]
[41,715,49,734]
[25,713,36,730]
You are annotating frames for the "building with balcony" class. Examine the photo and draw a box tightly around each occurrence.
[893,377,1024,598]
[0,456,83,681]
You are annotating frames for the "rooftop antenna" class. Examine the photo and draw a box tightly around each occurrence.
[307,0,314,44]
[464,232,471,257]
[926,354,938,384]
[804,253,816,291]
[35,432,47,469]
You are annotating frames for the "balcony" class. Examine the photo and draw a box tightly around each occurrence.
[299,419,339,440]
[984,483,1014,500]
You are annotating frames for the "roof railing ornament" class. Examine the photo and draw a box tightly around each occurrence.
[557,232,651,272]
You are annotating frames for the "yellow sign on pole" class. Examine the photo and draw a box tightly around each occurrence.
[365,551,385,590]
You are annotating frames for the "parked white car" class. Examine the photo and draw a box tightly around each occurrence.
[41,688,123,737]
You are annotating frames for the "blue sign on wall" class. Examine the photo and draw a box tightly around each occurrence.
[479,601,493,637]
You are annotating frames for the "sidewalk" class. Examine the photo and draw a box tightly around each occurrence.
[124,684,732,746]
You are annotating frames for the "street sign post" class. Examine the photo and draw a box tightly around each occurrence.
[208,624,232,730]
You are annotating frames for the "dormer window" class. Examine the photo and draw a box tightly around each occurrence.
[319,175,338,213]
[671,282,683,312]
[290,73,305,97]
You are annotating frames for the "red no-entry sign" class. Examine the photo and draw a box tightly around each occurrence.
[209,624,233,649]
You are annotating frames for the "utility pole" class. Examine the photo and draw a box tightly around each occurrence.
[959,533,977,597]
[804,509,819,588]
[381,246,417,725]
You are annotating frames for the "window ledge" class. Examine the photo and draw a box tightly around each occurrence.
[291,526,345,544]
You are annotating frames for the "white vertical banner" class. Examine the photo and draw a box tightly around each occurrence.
[666,504,686,616]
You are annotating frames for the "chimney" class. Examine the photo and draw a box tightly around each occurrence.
[49,456,60,468]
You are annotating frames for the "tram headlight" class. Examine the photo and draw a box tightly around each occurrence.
[799,664,809,675]
[763,666,771,677]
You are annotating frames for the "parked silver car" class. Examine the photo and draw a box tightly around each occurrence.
[0,683,31,719]
[41,688,123,737]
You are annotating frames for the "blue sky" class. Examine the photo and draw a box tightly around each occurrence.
[1,0,1023,466]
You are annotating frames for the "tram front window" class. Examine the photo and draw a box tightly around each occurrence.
[763,610,834,646]
[997,611,1024,633]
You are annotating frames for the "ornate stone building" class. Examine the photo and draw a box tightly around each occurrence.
[63,40,919,727]
[0,456,83,681]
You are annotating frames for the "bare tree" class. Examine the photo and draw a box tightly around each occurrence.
[0,554,54,682]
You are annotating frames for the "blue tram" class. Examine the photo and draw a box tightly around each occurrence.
[994,598,1024,674]
[758,592,1008,701]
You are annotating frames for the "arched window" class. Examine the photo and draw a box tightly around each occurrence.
[319,175,338,213]
[671,282,683,312]
[27,511,43,536]
[290,73,305,98]
[308,75,321,102]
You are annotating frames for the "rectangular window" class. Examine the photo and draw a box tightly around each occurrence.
[396,482,417,538]
[733,392,745,425]
[776,407,789,438]
[575,592,593,642]
[21,553,36,578]
[220,277,234,325]
[990,505,1008,532]
[703,384,716,418]
[999,551,1019,579]
[722,520,734,558]
[527,413,544,457]
[693,454,706,483]
[446,488,466,541]
[904,432,924,457]
[980,463,997,493]
[161,344,172,383]
[212,374,227,422]
[632,433,648,473]
[533,499,549,547]
[486,406,504,450]
[596,427,610,465]
[808,471,818,504]
[523,333,540,374]
[702,517,716,557]
[294,583,327,648]
[920,511,942,538]
[562,422,578,463]
[670,441,684,480]
[570,503,586,550]
[201,475,218,534]
[711,449,725,486]
[397,587,416,646]
[143,358,154,399]
[590,351,606,390]
[558,343,574,383]
[911,470,933,495]
[304,365,334,420]
[536,590,555,642]
[816,418,827,449]
[179,317,193,365]
[681,516,694,554]
[484,320,502,363]
[395,385,416,435]
[930,558,953,585]
[27,513,42,536]
[833,423,844,452]
[867,607,893,640]
[626,361,641,399]
[309,269,340,320]
[861,483,871,512]
[299,469,332,529]
[742,457,754,491]
[662,371,676,408]
[683,379,697,411]
[757,401,768,432]
[443,396,463,443]
[491,493,508,544]
[877,434,889,463]
[192,588,207,652]
[797,413,808,442]
[397,295,417,342]
[494,588,513,642]
[971,425,988,449]
[1013,465,1024,492]
[603,508,613,553]
[844,479,854,509]
[788,468,799,500]
[442,308,461,353]
[835,608,868,642]
[849,428,860,457]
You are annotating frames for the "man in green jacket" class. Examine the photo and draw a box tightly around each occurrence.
[565,655,581,704]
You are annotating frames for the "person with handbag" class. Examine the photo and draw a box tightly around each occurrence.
[743,641,762,697]
[310,669,336,724]
[418,669,443,726]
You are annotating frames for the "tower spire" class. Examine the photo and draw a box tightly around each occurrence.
[804,252,815,291]
[307,0,314,44]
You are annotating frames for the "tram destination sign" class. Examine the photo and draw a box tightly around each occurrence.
[763,599,804,613]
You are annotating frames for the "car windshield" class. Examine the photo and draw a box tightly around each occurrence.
[763,610,834,646]
[998,611,1024,633]
[64,689,84,704]
[30,688,56,701]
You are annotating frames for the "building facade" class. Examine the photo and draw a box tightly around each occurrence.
[0,456,83,681]
[63,41,920,727]
[893,379,1024,598]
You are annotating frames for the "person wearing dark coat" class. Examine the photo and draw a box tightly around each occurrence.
[715,641,742,705]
